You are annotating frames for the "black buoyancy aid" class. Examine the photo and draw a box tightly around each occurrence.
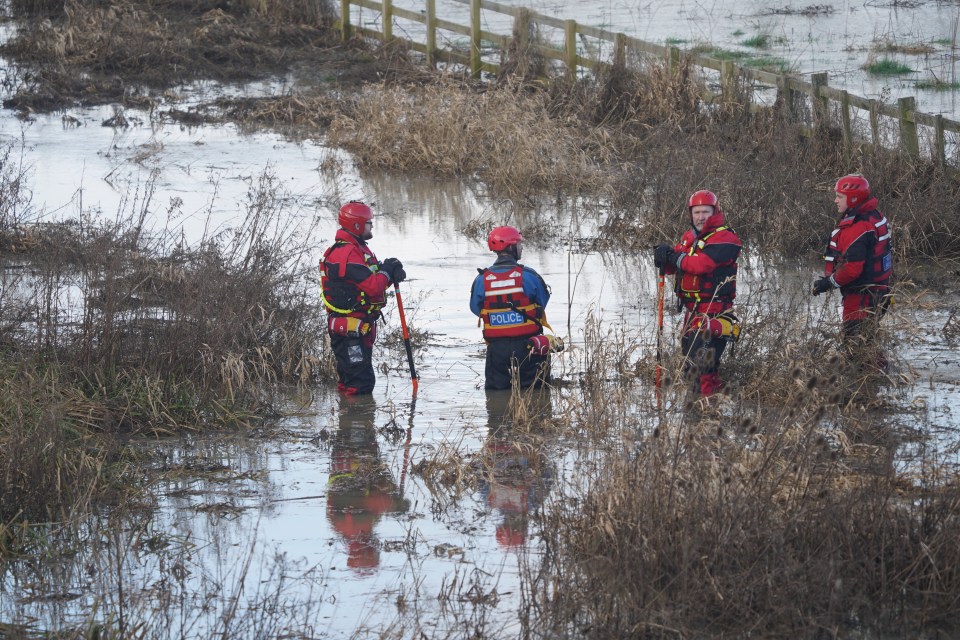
[320,240,383,316]
[479,267,543,339]
[676,226,738,305]
[825,208,892,290]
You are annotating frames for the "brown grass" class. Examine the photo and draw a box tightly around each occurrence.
[0,162,328,529]
[514,304,960,638]
[1,0,344,111]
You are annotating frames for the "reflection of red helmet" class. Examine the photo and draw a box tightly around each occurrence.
[487,226,523,252]
[339,201,373,234]
[688,190,719,212]
[835,174,870,207]
[495,523,526,548]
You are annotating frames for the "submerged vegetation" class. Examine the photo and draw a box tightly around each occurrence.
[2,0,960,637]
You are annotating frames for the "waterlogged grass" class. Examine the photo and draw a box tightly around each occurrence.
[0,157,330,535]
[873,39,936,55]
[865,57,913,75]
[696,46,794,73]
[743,55,794,74]
[740,34,770,49]
[665,37,687,45]
[915,78,960,90]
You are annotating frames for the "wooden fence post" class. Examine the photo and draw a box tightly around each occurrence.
[898,96,919,158]
[470,0,481,79]
[811,72,829,130]
[426,0,436,67]
[614,33,626,69]
[721,60,736,106]
[339,0,350,41]
[935,114,946,167]
[383,0,393,42]
[840,90,852,153]
[777,74,795,120]
[565,20,578,80]
[667,46,680,74]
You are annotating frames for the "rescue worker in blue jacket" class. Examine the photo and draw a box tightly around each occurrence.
[470,226,552,390]
[320,201,406,395]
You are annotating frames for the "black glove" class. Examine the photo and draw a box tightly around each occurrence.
[812,277,834,296]
[653,244,673,269]
[380,258,405,283]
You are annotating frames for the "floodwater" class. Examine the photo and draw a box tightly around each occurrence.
[365,0,960,118]
[1,17,960,640]
[1,95,959,638]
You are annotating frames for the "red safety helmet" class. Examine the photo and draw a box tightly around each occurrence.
[688,190,719,212]
[834,174,870,207]
[487,226,524,252]
[339,201,373,234]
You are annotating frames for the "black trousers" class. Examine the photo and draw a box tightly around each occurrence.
[331,333,376,394]
[485,337,550,391]
[680,329,727,377]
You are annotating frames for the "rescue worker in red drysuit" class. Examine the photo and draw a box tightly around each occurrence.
[470,226,552,391]
[326,395,409,573]
[654,190,742,397]
[320,201,406,395]
[812,174,893,371]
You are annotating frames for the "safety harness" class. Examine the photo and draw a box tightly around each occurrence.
[675,226,738,307]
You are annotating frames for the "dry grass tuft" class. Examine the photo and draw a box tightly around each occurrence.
[520,297,960,638]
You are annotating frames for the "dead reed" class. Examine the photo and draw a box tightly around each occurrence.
[0,163,328,530]
[513,277,960,638]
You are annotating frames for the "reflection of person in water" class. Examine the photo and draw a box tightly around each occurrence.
[326,396,409,572]
[478,389,556,548]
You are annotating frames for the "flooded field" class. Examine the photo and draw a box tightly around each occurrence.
[2,0,960,636]
[1,96,959,637]
[369,0,960,118]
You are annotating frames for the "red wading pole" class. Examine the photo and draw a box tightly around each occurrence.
[394,283,419,395]
[656,264,666,406]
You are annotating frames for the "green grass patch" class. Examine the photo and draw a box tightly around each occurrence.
[665,37,688,46]
[864,57,912,75]
[741,34,770,49]
[731,29,745,37]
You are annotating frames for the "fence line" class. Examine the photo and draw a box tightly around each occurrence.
[339,0,960,171]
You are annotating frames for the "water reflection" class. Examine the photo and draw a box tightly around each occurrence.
[326,395,410,573]
[479,389,556,549]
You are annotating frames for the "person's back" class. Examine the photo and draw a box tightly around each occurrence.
[470,226,551,390]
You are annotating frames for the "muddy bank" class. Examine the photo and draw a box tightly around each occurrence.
[0,0,399,112]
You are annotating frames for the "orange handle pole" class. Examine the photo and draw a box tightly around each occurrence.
[394,283,419,395]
